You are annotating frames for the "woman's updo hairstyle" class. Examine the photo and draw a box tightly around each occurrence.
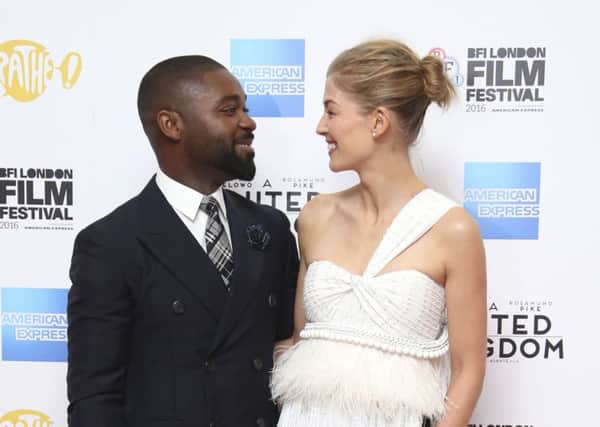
[327,39,455,142]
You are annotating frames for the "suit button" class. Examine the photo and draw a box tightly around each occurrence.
[204,359,216,372]
[172,300,185,315]
[256,417,267,427]
[253,357,264,371]
[268,293,278,308]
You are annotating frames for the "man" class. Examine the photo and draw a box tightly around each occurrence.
[67,56,299,427]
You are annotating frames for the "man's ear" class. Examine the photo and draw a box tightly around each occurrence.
[156,110,184,141]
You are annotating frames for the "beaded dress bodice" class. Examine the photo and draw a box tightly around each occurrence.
[272,189,458,427]
[301,259,448,357]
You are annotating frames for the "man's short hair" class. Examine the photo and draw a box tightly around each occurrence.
[137,55,225,135]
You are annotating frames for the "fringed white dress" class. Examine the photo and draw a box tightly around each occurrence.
[272,189,457,427]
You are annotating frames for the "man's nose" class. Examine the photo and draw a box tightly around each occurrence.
[241,111,257,131]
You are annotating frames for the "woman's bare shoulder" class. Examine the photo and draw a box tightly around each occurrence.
[434,207,484,259]
[438,207,481,240]
[296,192,338,232]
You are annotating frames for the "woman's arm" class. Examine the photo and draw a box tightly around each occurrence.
[436,209,487,427]
[274,204,312,357]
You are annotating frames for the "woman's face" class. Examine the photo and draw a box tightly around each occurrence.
[316,77,374,172]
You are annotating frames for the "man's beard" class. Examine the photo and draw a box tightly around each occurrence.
[219,145,256,181]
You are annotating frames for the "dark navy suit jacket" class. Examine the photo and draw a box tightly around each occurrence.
[67,178,299,427]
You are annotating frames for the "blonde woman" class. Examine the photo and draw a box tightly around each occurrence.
[272,40,487,427]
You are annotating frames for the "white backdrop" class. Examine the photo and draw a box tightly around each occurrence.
[1,1,598,426]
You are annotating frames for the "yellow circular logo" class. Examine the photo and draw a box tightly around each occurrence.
[0,409,54,427]
[0,39,82,102]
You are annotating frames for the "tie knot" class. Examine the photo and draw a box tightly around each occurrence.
[200,196,220,216]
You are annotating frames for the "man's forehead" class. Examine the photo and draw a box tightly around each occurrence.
[199,68,240,89]
[183,68,243,99]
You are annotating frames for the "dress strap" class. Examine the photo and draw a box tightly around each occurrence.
[362,189,458,278]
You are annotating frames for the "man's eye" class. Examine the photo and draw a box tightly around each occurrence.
[223,106,237,114]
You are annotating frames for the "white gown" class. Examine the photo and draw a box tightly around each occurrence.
[272,189,457,427]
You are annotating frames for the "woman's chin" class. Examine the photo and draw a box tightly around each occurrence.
[328,161,350,173]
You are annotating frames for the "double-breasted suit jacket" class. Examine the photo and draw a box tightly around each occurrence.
[67,178,299,427]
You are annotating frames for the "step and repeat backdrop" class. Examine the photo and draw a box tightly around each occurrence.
[1,1,597,426]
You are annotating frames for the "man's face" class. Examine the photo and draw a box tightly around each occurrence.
[179,68,257,181]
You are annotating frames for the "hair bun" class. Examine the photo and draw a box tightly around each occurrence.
[420,55,455,107]
[326,39,454,142]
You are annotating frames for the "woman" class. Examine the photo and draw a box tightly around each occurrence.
[272,40,487,427]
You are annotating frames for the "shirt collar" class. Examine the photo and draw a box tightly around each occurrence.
[155,169,228,221]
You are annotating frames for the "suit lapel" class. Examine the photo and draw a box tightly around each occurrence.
[136,178,227,321]
[210,190,265,353]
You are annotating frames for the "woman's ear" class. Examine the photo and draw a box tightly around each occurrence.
[371,107,391,139]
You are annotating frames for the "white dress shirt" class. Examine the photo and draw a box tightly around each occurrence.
[155,169,232,252]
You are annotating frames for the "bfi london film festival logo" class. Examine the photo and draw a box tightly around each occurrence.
[230,39,305,117]
[463,162,541,240]
[225,175,323,218]
[0,39,82,102]
[0,410,54,427]
[431,46,545,113]
[465,46,545,113]
[0,288,68,362]
[0,167,74,231]
[487,299,564,364]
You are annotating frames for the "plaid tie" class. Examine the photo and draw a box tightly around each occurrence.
[199,196,234,291]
